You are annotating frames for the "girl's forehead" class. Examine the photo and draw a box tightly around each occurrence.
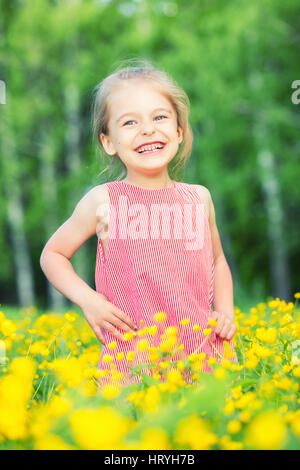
[108,80,171,108]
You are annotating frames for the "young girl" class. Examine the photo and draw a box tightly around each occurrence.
[40,60,238,390]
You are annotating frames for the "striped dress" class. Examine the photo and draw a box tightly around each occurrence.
[95,180,238,388]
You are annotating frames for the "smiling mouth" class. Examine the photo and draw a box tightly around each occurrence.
[135,143,166,155]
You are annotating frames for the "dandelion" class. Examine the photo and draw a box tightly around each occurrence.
[153,312,167,323]
[203,328,212,336]
[245,411,287,450]
[227,420,241,434]
[192,324,202,331]
[126,351,135,362]
[103,354,113,364]
[124,331,135,341]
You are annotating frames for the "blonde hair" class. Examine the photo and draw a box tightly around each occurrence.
[91,58,193,181]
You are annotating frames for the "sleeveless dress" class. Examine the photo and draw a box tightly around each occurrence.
[95,180,238,388]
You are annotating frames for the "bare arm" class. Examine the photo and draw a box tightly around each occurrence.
[40,187,102,308]
[40,186,137,344]
[207,190,235,321]
[198,186,237,341]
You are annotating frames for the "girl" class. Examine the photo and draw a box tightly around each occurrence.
[40,60,238,389]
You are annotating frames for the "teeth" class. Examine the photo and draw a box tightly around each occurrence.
[137,144,164,153]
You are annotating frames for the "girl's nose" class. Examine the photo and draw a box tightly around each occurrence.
[141,120,155,135]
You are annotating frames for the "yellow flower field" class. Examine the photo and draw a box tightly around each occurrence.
[0,294,300,450]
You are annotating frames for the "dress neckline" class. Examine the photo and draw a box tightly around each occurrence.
[118,179,177,192]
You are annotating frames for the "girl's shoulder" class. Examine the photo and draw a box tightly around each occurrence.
[189,184,211,221]
[91,183,110,206]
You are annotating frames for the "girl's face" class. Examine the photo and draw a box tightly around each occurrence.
[100,80,183,177]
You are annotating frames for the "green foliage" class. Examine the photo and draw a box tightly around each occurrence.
[0,0,299,306]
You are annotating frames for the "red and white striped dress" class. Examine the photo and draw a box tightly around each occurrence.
[95,180,238,388]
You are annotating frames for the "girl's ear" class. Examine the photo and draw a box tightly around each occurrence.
[100,133,116,156]
[177,126,183,144]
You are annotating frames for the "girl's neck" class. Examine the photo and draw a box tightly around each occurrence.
[121,174,173,190]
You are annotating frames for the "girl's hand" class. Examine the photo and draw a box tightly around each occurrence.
[210,310,237,341]
[81,291,138,345]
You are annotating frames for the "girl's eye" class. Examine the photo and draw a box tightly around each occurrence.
[123,115,167,126]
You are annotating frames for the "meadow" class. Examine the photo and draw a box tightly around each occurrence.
[0,294,300,450]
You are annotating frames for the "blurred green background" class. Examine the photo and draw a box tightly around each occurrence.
[0,0,299,313]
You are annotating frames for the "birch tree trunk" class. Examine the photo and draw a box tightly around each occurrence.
[63,60,90,286]
[256,148,291,300]
[0,106,35,306]
[39,131,67,310]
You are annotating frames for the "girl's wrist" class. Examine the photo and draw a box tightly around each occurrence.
[213,308,235,322]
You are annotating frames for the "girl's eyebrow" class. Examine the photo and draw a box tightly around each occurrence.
[116,107,172,123]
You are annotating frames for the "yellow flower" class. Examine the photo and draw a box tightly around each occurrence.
[254,344,273,358]
[192,324,203,331]
[245,411,287,450]
[149,347,160,362]
[256,327,277,344]
[227,420,241,434]
[292,366,300,378]
[203,328,212,336]
[214,367,227,380]
[223,400,235,415]
[180,318,190,326]
[219,435,243,450]
[294,293,300,299]
[137,327,148,337]
[258,381,275,399]
[116,352,124,360]
[124,331,135,341]
[230,385,242,400]
[34,434,74,450]
[245,357,259,369]
[274,377,293,391]
[126,351,135,362]
[159,361,169,369]
[174,414,217,450]
[280,314,293,326]
[165,326,178,337]
[239,411,251,423]
[166,369,185,391]
[107,341,117,349]
[159,336,177,353]
[101,383,121,400]
[144,386,161,414]
[176,361,185,371]
[70,407,134,450]
[207,357,216,366]
[139,427,171,449]
[137,339,150,352]
[148,325,158,335]
[153,312,167,323]
[268,300,279,309]
[103,354,113,364]
[208,318,218,326]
